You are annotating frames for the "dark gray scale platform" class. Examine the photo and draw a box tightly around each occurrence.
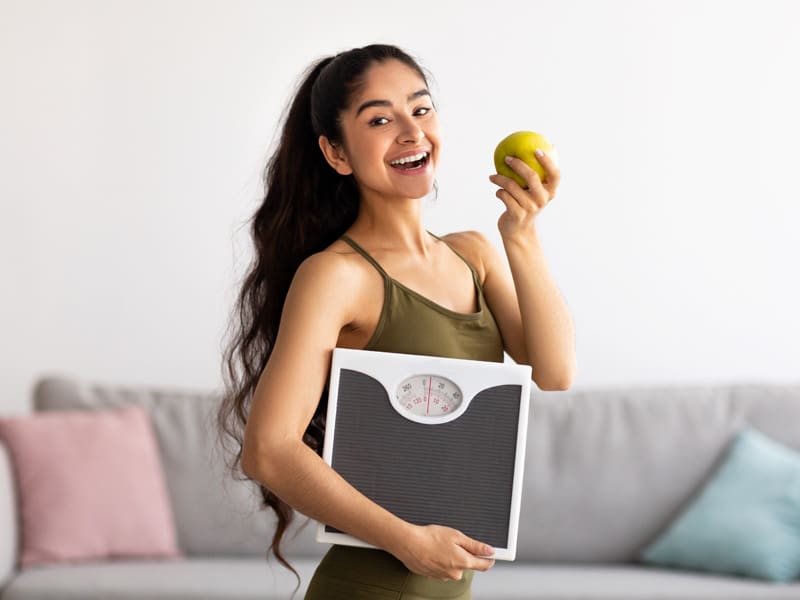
[326,369,522,549]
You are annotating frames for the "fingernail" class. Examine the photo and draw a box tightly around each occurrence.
[535,149,544,158]
[504,155,513,164]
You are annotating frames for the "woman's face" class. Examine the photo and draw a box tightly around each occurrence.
[320,59,441,202]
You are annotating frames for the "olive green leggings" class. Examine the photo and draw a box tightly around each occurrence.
[304,545,473,600]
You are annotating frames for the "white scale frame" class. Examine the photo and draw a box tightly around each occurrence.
[317,347,532,560]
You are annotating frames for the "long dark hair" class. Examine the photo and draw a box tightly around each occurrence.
[216,44,433,575]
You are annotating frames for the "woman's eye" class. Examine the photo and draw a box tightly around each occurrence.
[368,107,433,127]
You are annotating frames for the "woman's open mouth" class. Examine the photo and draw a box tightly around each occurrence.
[388,151,431,175]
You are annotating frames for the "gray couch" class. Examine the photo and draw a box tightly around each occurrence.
[2,375,800,599]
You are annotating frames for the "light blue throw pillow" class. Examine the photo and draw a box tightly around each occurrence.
[641,426,800,583]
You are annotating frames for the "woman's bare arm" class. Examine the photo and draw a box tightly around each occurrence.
[485,148,577,390]
[447,230,576,390]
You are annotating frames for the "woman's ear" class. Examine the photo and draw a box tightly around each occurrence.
[318,136,353,176]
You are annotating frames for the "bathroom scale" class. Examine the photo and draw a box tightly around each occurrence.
[316,347,532,560]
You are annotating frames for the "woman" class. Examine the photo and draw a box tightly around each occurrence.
[217,43,576,599]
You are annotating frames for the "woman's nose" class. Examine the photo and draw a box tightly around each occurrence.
[397,116,424,143]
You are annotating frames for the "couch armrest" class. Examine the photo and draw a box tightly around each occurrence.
[0,442,18,589]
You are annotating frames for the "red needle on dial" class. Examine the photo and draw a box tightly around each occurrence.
[426,377,432,415]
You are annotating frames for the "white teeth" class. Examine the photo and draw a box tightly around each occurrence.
[390,152,428,166]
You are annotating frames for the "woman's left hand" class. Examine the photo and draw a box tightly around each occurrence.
[488,149,561,242]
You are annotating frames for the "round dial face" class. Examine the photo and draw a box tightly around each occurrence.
[395,374,463,418]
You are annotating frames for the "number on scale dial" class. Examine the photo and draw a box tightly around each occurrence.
[396,374,463,418]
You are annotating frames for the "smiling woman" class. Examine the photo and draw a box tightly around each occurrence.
[216,42,575,600]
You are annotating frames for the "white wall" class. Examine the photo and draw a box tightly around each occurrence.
[2,0,798,415]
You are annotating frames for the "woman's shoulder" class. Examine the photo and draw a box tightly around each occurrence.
[438,229,490,247]
[437,229,493,284]
[295,240,365,285]
[291,238,377,299]
[284,245,370,330]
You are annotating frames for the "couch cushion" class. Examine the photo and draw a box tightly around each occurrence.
[0,405,180,568]
[0,557,321,600]
[641,426,800,582]
[4,560,800,600]
[471,564,800,599]
[32,376,327,559]
[518,383,800,562]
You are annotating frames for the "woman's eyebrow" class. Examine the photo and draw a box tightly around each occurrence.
[354,89,431,117]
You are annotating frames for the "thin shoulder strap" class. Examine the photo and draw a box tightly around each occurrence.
[426,230,479,280]
[339,234,391,279]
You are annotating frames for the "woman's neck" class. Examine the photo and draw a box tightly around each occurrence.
[347,196,433,256]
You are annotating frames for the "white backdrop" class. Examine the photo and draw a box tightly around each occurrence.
[2,0,799,414]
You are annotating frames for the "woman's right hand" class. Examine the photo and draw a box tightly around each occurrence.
[391,524,496,581]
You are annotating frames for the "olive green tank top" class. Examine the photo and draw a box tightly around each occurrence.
[339,231,505,363]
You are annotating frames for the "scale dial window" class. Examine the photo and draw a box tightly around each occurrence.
[395,374,463,418]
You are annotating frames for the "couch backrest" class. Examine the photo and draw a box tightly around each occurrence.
[32,376,800,563]
[517,382,800,561]
[33,376,327,560]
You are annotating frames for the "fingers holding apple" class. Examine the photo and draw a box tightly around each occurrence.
[490,161,547,223]
[533,147,561,197]
[498,155,548,205]
[490,130,561,239]
[493,131,559,188]
[491,131,559,202]
[491,177,537,241]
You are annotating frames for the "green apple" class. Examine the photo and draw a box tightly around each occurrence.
[493,131,556,188]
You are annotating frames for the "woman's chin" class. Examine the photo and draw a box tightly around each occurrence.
[363,171,436,202]
[391,174,436,199]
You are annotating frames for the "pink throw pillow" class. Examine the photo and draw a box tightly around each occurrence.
[0,404,182,568]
